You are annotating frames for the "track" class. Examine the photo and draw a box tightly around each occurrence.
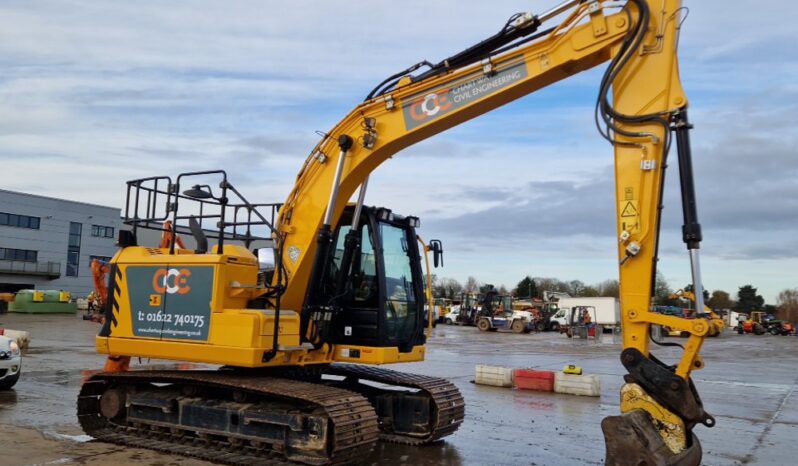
[326,363,465,445]
[77,371,380,465]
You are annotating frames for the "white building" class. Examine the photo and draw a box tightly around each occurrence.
[0,189,120,296]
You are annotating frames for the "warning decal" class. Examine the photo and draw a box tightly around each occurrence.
[620,200,639,218]
[619,199,641,234]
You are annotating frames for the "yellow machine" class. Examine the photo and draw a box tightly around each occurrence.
[79,1,717,465]
[739,311,767,335]
[667,289,725,336]
[0,292,13,313]
[434,298,453,321]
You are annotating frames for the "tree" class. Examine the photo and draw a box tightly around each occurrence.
[464,276,480,294]
[597,279,620,298]
[707,290,734,310]
[513,276,539,299]
[735,285,764,313]
[497,285,508,295]
[567,280,587,296]
[535,277,570,295]
[776,288,798,323]
[580,285,600,297]
[777,289,798,308]
[653,271,677,306]
[433,277,463,300]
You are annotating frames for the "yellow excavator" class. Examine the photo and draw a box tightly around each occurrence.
[666,289,724,337]
[78,1,717,464]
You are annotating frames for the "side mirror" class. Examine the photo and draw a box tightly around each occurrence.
[429,239,444,268]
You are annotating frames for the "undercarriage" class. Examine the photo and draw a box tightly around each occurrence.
[77,364,464,465]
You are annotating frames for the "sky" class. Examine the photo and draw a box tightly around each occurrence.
[0,0,796,302]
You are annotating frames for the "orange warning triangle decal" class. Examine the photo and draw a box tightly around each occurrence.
[621,201,638,217]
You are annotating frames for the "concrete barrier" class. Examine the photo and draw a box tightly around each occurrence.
[513,369,555,392]
[475,364,514,387]
[554,372,600,397]
[476,364,602,397]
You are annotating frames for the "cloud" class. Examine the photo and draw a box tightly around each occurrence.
[0,0,795,301]
[427,170,615,240]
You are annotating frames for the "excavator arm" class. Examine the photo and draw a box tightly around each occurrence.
[275,1,712,463]
[90,259,110,309]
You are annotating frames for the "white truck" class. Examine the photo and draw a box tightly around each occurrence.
[549,297,620,333]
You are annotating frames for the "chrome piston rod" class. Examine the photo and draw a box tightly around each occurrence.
[673,110,706,313]
[322,135,354,227]
[350,176,370,230]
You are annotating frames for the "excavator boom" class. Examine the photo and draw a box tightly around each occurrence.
[86,1,715,464]
[274,0,713,462]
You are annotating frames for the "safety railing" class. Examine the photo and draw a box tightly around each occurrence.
[123,170,281,252]
[0,260,61,277]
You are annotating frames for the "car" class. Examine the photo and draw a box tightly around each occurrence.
[0,335,22,389]
[444,306,461,325]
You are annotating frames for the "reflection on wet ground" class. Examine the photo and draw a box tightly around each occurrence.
[1,313,797,465]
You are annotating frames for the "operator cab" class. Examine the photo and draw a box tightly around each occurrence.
[324,205,427,352]
[478,286,513,317]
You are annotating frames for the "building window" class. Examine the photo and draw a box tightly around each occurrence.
[66,222,82,277]
[0,212,41,230]
[0,248,37,262]
[91,224,115,238]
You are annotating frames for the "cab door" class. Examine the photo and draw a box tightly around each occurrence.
[327,207,425,352]
[378,221,423,351]
[329,218,381,345]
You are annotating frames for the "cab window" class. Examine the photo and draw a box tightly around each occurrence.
[352,225,378,308]
[381,223,417,342]
[329,222,378,309]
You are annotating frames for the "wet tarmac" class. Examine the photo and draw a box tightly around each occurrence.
[0,313,796,465]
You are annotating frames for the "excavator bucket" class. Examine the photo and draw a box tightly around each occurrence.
[602,410,702,466]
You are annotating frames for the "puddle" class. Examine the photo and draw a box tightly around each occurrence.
[42,431,93,443]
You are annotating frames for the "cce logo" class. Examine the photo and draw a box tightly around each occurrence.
[408,90,452,122]
[152,268,192,295]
